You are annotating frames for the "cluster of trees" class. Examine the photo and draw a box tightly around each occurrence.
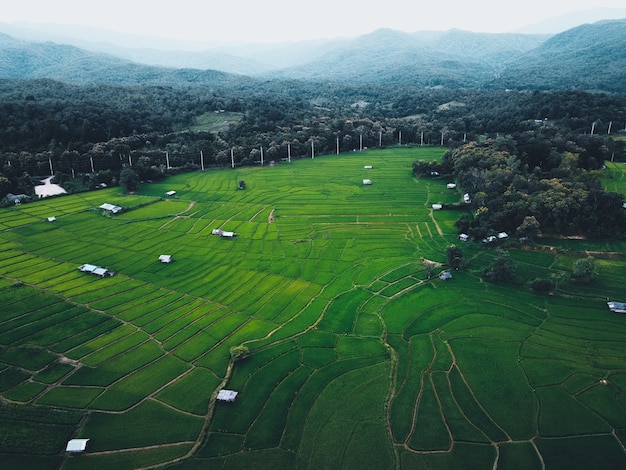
[443,244,598,290]
[1,77,625,215]
[415,130,626,239]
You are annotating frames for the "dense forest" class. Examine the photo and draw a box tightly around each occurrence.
[415,133,626,239]
[1,77,625,239]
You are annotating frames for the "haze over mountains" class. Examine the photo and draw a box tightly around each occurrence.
[0,12,625,92]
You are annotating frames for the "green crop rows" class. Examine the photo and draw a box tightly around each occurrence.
[0,147,625,469]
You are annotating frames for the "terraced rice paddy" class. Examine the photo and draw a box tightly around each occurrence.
[0,148,625,469]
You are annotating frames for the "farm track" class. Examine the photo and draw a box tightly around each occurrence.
[87,441,195,457]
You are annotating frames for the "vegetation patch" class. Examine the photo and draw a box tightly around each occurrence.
[81,399,203,451]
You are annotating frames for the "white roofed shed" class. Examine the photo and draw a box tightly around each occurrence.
[99,203,122,214]
[217,390,238,402]
[66,439,89,453]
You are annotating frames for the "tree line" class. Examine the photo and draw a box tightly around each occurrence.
[1,77,625,215]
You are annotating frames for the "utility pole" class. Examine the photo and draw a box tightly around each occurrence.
[311,141,314,159]
[260,146,264,166]
[591,122,596,135]
[360,134,363,151]
[379,131,382,147]
[336,137,340,155]
[288,143,291,163]
[231,148,235,169]
[166,152,170,169]
[90,157,94,173]
[398,131,402,146]
[128,155,132,166]
[608,121,612,134]
[201,151,205,170]
[49,158,53,176]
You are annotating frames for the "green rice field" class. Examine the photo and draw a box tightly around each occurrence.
[0,147,625,469]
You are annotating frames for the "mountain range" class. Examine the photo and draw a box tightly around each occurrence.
[0,17,625,92]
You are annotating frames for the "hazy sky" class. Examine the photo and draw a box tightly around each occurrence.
[3,0,626,43]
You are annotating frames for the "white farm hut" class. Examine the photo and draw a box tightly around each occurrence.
[217,390,238,402]
[78,264,115,277]
[364,165,373,169]
[99,203,122,214]
[432,204,443,210]
[165,190,176,197]
[446,183,456,189]
[66,439,89,453]
[608,301,626,313]
[212,229,236,238]
[362,179,372,185]
[47,216,57,222]
[459,233,469,242]
[159,255,172,263]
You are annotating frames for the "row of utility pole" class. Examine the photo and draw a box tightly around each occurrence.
[44,121,625,175]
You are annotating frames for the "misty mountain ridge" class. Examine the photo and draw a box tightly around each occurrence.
[0,32,253,87]
[0,21,552,76]
[0,18,625,92]
[3,6,626,70]
[265,28,550,85]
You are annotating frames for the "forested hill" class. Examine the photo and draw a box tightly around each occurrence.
[271,21,626,91]
[267,29,548,87]
[0,33,250,87]
[492,19,626,92]
[1,19,626,91]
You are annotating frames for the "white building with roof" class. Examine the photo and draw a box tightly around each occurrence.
[66,439,89,453]
[99,203,122,214]
[78,264,114,277]
[608,301,626,313]
[217,390,238,402]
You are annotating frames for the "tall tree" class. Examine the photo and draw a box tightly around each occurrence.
[445,245,465,270]
[571,258,597,284]
[119,167,139,193]
[482,249,517,283]
[515,216,541,240]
